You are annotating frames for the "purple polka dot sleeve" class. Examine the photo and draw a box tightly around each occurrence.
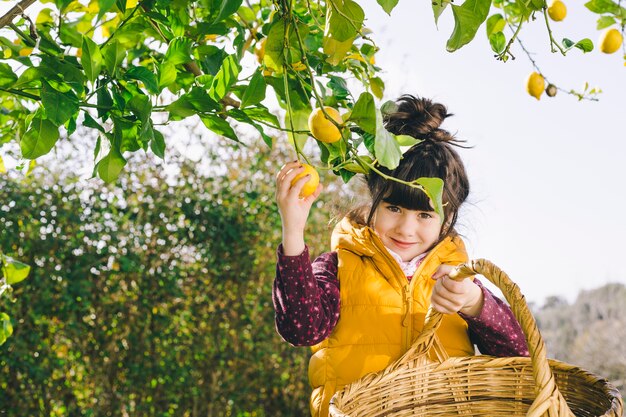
[272,244,340,347]
[459,278,530,357]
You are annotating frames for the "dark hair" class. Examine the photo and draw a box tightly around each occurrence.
[360,95,470,239]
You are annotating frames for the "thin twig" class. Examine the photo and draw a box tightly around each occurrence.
[0,0,37,29]
[515,33,599,102]
[542,7,566,55]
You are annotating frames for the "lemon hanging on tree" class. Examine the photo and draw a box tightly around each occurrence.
[526,72,545,100]
[599,28,623,54]
[290,163,320,198]
[308,107,343,143]
[547,0,567,22]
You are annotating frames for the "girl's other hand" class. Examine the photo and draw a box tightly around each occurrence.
[275,161,323,256]
[430,264,484,317]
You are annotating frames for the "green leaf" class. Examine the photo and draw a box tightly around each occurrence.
[447,0,491,52]
[486,14,506,37]
[209,55,240,101]
[433,0,451,24]
[166,88,220,120]
[164,37,193,65]
[240,70,266,108]
[377,0,399,14]
[326,0,365,42]
[150,128,166,159]
[322,0,364,65]
[350,92,376,135]
[196,45,227,75]
[41,80,79,126]
[2,257,31,285]
[395,135,422,147]
[125,66,159,94]
[284,109,309,151]
[380,100,398,117]
[83,111,106,133]
[370,77,384,99]
[596,15,616,29]
[529,0,545,11]
[489,32,506,54]
[20,116,60,159]
[373,109,401,169]
[211,0,243,24]
[228,108,273,147]
[158,62,178,89]
[96,82,114,119]
[13,67,40,89]
[102,40,125,76]
[585,0,620,14]
[264,21,309,71]
[342,155,373,174]
[81,36,103,83]
[0,63,18,88]
[200,114,239,142]
[59,20,83,47]
[414,177,445,223]
[243,106,280,127]
[96,149,126,183]
[562,38,575,48]
[98,0,116,21]
[127,94,152,125]
[322,37,354,66]
[0,313,13,346]
[574,38,594,53]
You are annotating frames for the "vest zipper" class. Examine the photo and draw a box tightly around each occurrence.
[367,231,451,354]
[401,284,412,352]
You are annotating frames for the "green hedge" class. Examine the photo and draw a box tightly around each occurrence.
[0,142,341,416]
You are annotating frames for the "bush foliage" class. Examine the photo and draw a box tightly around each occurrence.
[0,140,347,416]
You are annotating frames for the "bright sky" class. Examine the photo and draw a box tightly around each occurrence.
[362,1,626,305]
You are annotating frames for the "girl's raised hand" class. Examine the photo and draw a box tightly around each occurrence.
[275,161,323,256]
[431,264,484,317]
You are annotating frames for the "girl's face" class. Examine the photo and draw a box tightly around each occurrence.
[373,202,443,262]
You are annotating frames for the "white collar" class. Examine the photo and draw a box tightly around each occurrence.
[384,247,428,277]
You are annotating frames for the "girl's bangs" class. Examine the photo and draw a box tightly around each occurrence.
[382,181,434,212]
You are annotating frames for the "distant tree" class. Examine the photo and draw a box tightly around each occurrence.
[534,283,626,400]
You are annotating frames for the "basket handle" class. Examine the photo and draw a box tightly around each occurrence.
[392,259,574,417]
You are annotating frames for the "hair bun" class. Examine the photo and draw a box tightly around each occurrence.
[383,95,453,142]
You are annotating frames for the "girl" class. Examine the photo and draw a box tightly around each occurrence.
[273,95,529,417]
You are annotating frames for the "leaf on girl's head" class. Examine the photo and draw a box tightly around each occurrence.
[414,177,445,223]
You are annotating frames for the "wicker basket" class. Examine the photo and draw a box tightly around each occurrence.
[329,259,624,417]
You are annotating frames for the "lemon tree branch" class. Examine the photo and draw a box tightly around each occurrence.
[0,0,36,29]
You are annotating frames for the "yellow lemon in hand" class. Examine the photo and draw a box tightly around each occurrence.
[547,0,566,22]
[526,72,545,100]
[599,28,623,54]
[308,107,342,143]
[291,163,320,198]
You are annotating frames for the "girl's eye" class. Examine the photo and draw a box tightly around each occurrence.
[386,205,401,213]
[418,212,433,219]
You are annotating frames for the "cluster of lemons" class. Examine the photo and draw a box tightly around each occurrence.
[526,0,623,100]
[290,107,344,197]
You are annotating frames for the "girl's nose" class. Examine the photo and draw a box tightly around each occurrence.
[396,215,418,235]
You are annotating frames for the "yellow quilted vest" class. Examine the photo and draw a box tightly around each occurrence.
[308,217,475,416]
